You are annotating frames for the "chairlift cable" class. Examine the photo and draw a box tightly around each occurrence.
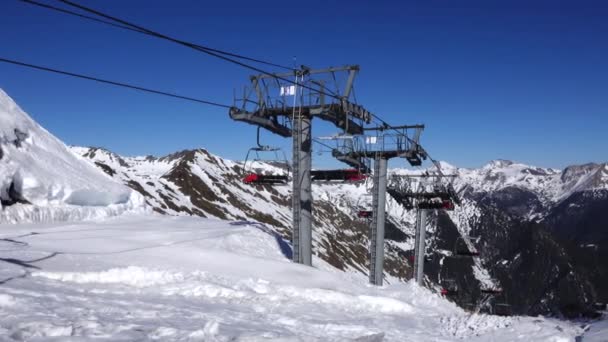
[0,57,232,109]
[18,0,295,71]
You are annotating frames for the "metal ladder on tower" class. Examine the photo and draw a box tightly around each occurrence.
[368,152,381,284]
[413,209,421,278]
[291,73,303,263]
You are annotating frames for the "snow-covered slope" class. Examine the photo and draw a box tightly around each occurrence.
[70,144,608,317]
[0,214,583,341]
[0,89,145,223]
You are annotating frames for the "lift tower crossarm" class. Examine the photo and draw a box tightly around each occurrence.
[252,65,360,79]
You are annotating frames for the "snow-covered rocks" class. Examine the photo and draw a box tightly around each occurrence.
[0,89,145,223]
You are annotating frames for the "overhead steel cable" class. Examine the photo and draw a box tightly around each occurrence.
[51,0,354,103]
[312,138,336,151]
[19,0,144,33]
[18,0,295,71]
[0,57,232,108]
[27,0,403,138]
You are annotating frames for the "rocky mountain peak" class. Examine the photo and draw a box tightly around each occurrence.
[561,163,605,183]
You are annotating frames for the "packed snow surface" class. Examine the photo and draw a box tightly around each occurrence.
[0,89,144,223]
[0,214,583,341]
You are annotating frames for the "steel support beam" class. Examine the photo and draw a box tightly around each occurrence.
[254,65,359,80]
[415,209,428,285]
[292,113,312,266]
[369,155,388,285]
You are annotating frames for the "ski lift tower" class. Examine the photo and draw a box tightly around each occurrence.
[339,125,428,285]
[389,172,460,285]
[229,65,372,266]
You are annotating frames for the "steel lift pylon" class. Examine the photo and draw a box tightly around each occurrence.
[229,65,372,266]
[344,125,428,285]
[388,172,461,285]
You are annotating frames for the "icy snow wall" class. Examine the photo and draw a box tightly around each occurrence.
[0,88,145,223]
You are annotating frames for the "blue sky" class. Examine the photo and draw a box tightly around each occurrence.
[1,0,607,169]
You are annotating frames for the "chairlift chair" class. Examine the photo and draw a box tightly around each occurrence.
[493,303,512,316]
[417,198,454,210]
[440,279,459,296]
[357,210,373,219]
[242,128,290,185]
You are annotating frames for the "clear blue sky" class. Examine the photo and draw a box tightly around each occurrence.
[1,0,607,169]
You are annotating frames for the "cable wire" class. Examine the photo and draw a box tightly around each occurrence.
[312,138,336,151]
[0,57,232,109]
[52,0,351,103]
[18,0,295,71]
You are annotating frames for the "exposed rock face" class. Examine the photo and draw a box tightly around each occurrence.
[72,147,607,318]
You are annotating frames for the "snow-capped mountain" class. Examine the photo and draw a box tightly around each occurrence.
[0,89,145,223]
[422,159,608,211]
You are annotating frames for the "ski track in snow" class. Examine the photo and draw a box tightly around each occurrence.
[0,215,583,341]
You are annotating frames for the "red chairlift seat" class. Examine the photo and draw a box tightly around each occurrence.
[242,173,289,185]
[408,255,430,263]
[442,200,455,211]
[357,210,373,218]
[440,279,458,296]
[441,288,459,296]
[418,199,455,210]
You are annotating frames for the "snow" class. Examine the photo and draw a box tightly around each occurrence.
[0,89,145,223]
[0,214,583,341]
[392,159,608,211]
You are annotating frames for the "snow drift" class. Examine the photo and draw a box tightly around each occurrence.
[0,88,145,223]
